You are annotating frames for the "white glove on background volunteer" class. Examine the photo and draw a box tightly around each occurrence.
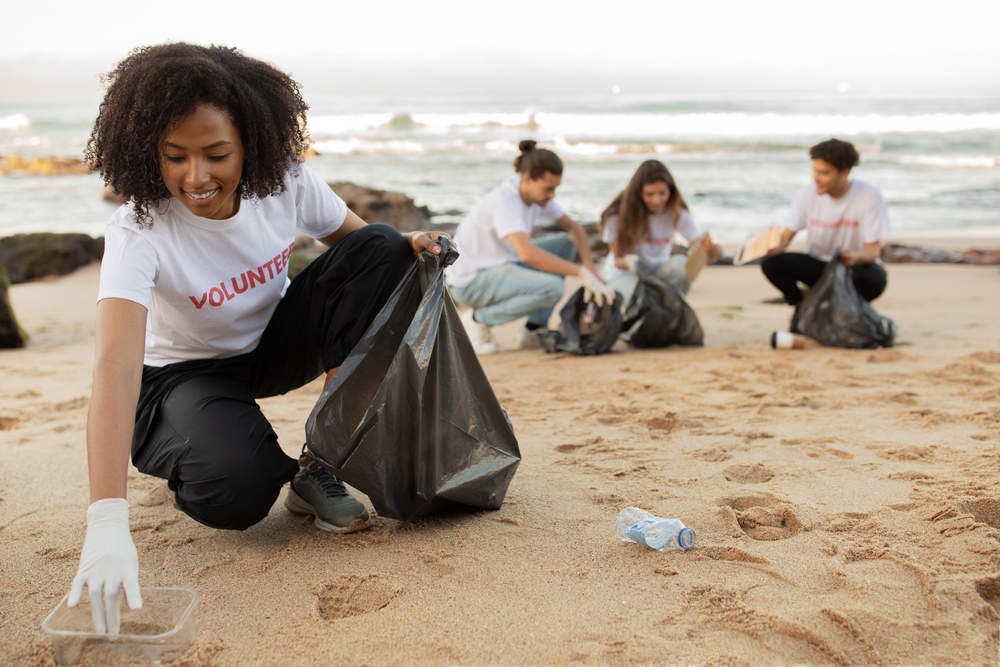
[578,267,616,307]
[624,254,640,275]
[68,498,142,634]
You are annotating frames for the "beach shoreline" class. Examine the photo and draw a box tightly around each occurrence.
[2,260,999,665]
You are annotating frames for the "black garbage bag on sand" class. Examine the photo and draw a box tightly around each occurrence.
[797,256,898,349]
[620,270,703,348]
[539,287,622,355]
[305,237,520,521]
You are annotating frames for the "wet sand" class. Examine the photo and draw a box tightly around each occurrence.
[2,256,999,665]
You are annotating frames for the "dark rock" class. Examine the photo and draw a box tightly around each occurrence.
[0,233,103,284]
[882,243,1000,265]
[329,182,432,233]
[0,262,27,348]
[103,185,125,204]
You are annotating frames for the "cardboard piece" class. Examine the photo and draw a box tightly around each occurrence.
[733,227,784,265]
[685,232,715,281]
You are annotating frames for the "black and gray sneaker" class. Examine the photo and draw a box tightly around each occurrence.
[285,456,372,533]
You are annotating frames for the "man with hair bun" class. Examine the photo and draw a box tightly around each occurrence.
[447,140,613,354]
[761,138,891,332]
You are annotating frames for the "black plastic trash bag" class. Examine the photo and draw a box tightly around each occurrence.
[305,237,520,521]
[620,270,703,348]
[797,256,898,349]
[539,287,622,355]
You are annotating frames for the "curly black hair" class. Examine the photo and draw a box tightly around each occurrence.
[809,138,860,172]
[86,43,310,227]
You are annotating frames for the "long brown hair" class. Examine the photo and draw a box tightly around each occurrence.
[600,160,688,253]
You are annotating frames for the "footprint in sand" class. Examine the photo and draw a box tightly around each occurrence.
[975,575,1000,616]
[718,494,807,541]
[723,463,775,484]
[958,499,1000,530]
[968,351,1000,365]
[420,551,457,576]
[313,574,400,620]
[689,446,732,462]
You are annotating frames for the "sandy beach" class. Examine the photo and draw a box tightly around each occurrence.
[2,252,1000,666]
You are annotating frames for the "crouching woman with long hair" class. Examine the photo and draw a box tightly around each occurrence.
[600,159,720,301]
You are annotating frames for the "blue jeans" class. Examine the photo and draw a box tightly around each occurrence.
[450,234,576,328]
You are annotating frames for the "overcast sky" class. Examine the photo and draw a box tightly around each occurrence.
[3,0,999,96]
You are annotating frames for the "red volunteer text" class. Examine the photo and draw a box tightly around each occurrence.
[809,218,859,231]
[188,242,295,309]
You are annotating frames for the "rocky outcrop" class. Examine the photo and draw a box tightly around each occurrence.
[882,244,1000,265]
[0,262,27,348]
[329,182,434,234]
[0,155,88,176]
[0,234,104,284]
[103,185,125,204]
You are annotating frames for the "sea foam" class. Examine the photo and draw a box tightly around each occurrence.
[305,111,1000,141]
[0,113,31,132]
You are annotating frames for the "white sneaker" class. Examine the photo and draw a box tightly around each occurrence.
[459,309,499,355]
[518,326,542,349]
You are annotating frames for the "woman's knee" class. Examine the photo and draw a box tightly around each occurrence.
[856,265,888,301]
[175,457,294,530]
[355,223,413,269]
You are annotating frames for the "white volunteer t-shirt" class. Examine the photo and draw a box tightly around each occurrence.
[786,180,890,263]
[446,176,565,287]
[601,209,700,281]
[98,164,347,367]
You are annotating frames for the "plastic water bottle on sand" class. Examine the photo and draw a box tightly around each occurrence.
[614,507,695,552]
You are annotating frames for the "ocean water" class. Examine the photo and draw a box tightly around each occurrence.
[1,92,999,244]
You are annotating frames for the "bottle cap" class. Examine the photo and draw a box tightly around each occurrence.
[678,527,695,549]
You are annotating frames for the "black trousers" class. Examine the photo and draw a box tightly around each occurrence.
[761,252,887,306]
[131,225,413,530]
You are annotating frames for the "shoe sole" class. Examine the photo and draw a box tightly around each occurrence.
[284,490,373,534]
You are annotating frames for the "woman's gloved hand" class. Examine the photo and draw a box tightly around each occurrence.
[68,498,142,634]
[578,267,616,306]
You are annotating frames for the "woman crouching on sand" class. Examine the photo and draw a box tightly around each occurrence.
[600,159,721,300]
[69,43,443,632]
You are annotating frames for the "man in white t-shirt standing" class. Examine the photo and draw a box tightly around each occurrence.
[447,140,614,354]
[761,138,890,332]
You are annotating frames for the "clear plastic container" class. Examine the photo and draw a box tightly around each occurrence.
[42,587,197,666]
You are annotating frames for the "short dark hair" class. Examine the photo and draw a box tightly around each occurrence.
[809,138,860,171]
[86,43,310,227]
[513,139,563,180]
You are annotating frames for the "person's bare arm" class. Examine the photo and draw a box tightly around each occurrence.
[553,214,596,273]
[319,209,445,256]
[765,228,798,258]
[840,241,881,266]
[87,298,147,502]
[506,232,585,276]
[608,242,631,271]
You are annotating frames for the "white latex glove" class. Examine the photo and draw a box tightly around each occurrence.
[68,498,142,634]
[624,254,640,274]
[578,266,616,307]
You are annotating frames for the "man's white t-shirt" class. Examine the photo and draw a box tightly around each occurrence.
[601,209,701,281]
[786,180,890,262]
[446,176,565,287]
[98,164,347,367]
